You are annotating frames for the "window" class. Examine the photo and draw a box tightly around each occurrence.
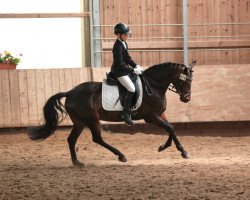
[0,0,84,69]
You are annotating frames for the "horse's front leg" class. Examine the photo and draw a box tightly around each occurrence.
[147,116,189,159]
[158,111,173,151]
[158,134,172,152]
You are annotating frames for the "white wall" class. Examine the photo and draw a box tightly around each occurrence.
[0,0,83,69]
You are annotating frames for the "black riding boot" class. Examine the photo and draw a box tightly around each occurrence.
[121,91,135,126]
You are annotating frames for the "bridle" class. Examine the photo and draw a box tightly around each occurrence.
[140,66,193,97]
[168,69,193,97]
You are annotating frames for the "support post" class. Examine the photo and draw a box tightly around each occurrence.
[81,0,91,67]
[89,0,102,67]
[182,0,188,66]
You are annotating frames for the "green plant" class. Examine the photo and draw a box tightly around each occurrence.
[0,51,22,65]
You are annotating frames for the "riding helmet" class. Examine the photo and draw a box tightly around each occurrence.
[114,23,130,35]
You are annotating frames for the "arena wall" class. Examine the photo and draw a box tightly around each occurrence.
[0,64,249,128]
[99,0,250,67]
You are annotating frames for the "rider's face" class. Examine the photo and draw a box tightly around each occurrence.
[119,33,129,41]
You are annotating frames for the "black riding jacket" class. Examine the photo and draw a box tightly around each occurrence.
[111,39,137,78]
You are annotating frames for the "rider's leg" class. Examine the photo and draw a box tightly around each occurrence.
[117,75,135,126]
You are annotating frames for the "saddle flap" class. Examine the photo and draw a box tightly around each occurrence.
[102,76,143,111]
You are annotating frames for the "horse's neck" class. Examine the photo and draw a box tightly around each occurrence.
[144,74,171,94]
[143,62,179,93]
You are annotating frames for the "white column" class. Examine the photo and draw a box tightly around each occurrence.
[182,0,188,66]
[89,0,102,67]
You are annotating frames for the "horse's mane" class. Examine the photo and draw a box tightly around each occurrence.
[144,62,185,78]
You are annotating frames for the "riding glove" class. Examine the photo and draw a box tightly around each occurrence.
[133,68,142,75]
[136,65,144,72]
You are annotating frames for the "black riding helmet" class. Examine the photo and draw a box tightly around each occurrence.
[114,23,131,35]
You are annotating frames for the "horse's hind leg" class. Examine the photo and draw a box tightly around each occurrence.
[88,121,127,162]
[172,134,189,158]
[67,123,85,167]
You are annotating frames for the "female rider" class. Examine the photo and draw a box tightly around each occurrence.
[110,23,143,126]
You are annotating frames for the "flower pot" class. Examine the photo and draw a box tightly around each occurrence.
[0,63,17,70]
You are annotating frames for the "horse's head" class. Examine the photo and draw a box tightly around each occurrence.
[171,60,196,103]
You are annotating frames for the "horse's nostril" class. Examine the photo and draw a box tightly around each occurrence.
[185,97,190,102]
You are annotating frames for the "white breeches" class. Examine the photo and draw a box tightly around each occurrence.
[117,75,135,92]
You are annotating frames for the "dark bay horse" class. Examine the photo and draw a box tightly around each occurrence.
[28,61,196,167]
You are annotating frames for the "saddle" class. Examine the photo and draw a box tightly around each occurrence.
[102,72,143,111]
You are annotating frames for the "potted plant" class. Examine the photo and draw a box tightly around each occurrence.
[0,51,22,69]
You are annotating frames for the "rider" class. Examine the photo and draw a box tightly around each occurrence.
[111,23,143,126]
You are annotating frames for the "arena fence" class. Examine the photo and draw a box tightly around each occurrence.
[0,64,250,128]
[0,0,250,128]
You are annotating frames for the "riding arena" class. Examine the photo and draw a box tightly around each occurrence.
[0,1,249,199]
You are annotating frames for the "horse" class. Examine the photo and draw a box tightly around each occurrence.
[28,60,196,167]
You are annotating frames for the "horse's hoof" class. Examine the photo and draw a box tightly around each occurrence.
[158,144,165,152]
[181,151,189,159]
[118,156,127,162]
[73,161,85,167]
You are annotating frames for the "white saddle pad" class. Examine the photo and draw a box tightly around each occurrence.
[102,76,143,111]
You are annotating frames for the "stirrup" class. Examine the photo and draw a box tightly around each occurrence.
[121,113,134,126]
[125,118,134,126]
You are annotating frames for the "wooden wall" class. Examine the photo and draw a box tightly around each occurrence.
[99,0,250,67]
[0,68,91,128]
[1,64,250,128]
[0,0,250,128]
[91,65,250,123]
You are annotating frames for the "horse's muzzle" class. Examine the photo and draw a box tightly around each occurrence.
[180,93,191,103]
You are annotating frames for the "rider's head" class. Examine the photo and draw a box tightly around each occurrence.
[114,23,131,41]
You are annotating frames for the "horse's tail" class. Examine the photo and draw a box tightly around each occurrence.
[27,92,67,141]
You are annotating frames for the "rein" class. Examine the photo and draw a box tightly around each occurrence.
[140,62,193,97]
[140,74,153,96]
[140,74,176,96]
[168,84,179,94]
[141,73,192,96]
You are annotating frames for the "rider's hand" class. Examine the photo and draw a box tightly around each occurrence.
[134,68,142,75]
[136,65,144,72]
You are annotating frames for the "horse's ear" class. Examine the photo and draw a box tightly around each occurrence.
[189,60,196,69]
